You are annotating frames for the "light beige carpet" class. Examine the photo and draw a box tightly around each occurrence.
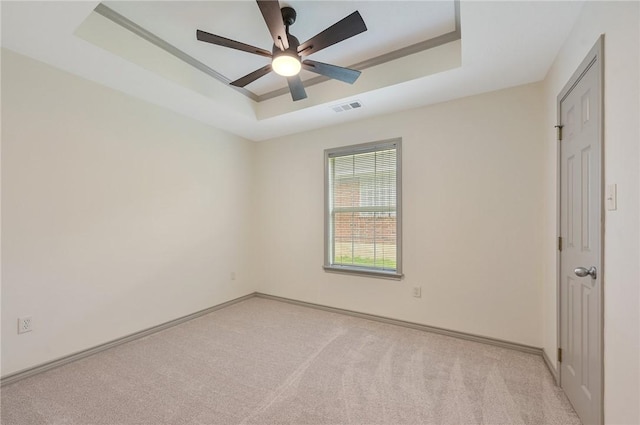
[1,297,580,425]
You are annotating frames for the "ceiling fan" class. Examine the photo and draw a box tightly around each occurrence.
[196,0,367,101]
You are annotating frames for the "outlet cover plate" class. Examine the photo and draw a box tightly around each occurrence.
[412,286,422,298]
[18,316,33,334]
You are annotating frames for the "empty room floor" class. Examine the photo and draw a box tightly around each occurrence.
[1,297,580,425]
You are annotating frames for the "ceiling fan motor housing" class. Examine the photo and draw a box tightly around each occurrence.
[273,33,300,57]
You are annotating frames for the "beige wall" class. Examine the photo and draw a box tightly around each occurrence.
[541,2,640,424]
[1,50,256,375]
[253,83,545,347]
[3,5,638,420]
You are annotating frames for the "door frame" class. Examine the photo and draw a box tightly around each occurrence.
[556,35,604,424]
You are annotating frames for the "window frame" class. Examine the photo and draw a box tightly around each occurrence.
[323,138,403,280]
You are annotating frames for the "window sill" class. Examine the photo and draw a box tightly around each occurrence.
[323,265,403,280]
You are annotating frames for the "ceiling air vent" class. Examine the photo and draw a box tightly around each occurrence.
[331,100,363,113]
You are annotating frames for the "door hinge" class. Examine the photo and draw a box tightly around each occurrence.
[558,348,563,363]
[558,236,563,251]
[555,125,563,141]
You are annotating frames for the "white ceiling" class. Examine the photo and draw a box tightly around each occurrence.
[1,1,585,142]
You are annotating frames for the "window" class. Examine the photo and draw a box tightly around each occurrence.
[324,139,402,279]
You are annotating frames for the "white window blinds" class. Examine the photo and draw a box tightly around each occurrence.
[325,139,401,278]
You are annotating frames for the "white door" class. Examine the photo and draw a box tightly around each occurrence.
[559,38,603,425]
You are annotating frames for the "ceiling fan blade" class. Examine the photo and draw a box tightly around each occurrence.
[257,0,289,50]
[230,64,273,87]
[196,30,272,58]
[286,75,307,101]
[298,11,367,57]
[302,60,361,84]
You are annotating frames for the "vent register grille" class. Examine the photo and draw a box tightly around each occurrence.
[331,101,363,113]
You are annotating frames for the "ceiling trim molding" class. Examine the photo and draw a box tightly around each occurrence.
[93,3,259,102]
[94,1,460,104]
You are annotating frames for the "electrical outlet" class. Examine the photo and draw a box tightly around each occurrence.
[230,272,236,281]
[412,286,422,298]
[18,316,33,334]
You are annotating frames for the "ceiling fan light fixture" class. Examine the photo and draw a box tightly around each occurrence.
[272,52,301,76]
[196,1,367,101]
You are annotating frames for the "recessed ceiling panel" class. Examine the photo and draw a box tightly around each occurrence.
[102,1,456,96]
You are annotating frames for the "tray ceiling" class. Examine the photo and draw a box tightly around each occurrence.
[99,1,457,99]
[1,1,585,141]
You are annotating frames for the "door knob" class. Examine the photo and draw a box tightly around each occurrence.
[574,266,597,279]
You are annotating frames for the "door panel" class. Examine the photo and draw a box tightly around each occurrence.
[559,39,603,425]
